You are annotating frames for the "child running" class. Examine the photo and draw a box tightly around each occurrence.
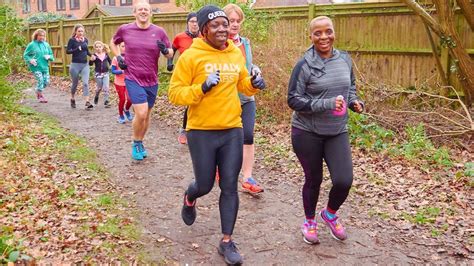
[168,5,266,265]
[23,28,54,103]
[287,16,364,245]
[111,42,133,124]
[89,41,112,108]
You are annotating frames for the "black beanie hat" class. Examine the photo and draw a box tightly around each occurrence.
[186,12,197,23]
[197,5,228,33]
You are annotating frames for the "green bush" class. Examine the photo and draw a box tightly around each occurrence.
[349,114,454,168]
[348,112,395,152]
[0,5,27,74]
[1,224,29,263]
[174,0,278,43]
[0,75,20,112]
[26,12,66,24]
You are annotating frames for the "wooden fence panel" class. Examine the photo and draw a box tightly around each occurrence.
[24,2,473,91]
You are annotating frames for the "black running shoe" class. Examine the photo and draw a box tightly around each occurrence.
[70,99,76,108]
[104,100,111,108]
[85,101,94,109]
[218,239,243,265]
[181,192,196,225]
[94,94,99,105]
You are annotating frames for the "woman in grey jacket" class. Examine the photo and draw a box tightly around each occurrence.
[287,16,364,245]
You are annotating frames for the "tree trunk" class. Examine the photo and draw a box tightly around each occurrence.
[456,0,474,31]
[402,0,474,106]
[434,0,474,105]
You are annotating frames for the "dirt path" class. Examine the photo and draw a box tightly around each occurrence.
[24,85,440,264]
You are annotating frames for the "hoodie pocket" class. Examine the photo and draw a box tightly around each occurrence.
[310,67,326,78]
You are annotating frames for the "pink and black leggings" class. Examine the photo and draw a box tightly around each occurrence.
[291,127,353,219]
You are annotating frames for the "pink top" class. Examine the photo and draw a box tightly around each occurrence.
[112,22,171,87]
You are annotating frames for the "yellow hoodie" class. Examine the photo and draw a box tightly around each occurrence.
[168,38,259,130]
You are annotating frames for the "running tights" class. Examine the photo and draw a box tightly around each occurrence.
[291,127,353,218]
[186,128,243,235]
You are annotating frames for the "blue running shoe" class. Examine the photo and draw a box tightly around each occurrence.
[124,110,133,122]
[139,142,148,158]
[118,115,126,124]
[132,142,143,161]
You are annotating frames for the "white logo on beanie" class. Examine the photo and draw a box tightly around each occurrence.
[207,10,226,20]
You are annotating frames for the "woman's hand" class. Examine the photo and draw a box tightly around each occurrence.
[334,95,345,112]
[90,54,96,61]
[29,59,37,66]
[351,100,364,113]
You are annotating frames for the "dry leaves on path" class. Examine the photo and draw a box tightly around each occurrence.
[1,77,143,264]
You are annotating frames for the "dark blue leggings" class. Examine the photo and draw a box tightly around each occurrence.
[241,101,256,145]
[291,127,353,218]
[182,107,188,129]
[186,128,243,235]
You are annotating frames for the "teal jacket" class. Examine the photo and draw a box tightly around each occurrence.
[23,40,54,72]
[238,36,255,104]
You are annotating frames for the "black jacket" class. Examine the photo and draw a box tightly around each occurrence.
[66,38,90,64]
[89,53,111,74]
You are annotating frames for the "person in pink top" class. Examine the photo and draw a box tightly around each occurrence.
[110,1,173,161]
[111,42,133,124]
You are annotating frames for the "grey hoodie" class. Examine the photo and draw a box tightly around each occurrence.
[287,47,362,136]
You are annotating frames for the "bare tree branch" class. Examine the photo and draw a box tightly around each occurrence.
[392,110,470,130]
[402,0,442,34]
[456,0,474,31]
[402,0,474,106]
[434,0,474,105]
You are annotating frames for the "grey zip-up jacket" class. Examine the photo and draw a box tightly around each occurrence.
[287,47,363,136]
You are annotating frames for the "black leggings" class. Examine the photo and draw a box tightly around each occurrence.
[182,107,188,129]
[291,127,353,218]
[186,128,243,235]
[241,101,256,145]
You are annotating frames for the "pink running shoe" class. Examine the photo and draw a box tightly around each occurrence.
[319,209,347,241]
[301,219,319,244]
[39,95,48,103]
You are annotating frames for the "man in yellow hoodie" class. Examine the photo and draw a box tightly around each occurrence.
[168,5,266,265]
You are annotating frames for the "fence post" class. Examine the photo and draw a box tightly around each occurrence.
[46,21,51,73]
[59,20,66,76]
[99,16,104,42]
[308,3,315,21]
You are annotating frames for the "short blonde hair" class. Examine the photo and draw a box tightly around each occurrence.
[133,1,151,12]
[32,28,46,41]
[309,16,333,32]
[93,41,110,53]
[223,3,245,23]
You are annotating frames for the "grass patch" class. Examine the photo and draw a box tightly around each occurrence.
[400,206,442,225]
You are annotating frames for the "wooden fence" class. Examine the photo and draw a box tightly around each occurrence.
[25,2,473,89]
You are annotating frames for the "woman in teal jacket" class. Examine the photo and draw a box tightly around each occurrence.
[23,28,54,103]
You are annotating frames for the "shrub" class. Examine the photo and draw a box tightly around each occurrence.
[26,12,66,24]
[0,5,27,74]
